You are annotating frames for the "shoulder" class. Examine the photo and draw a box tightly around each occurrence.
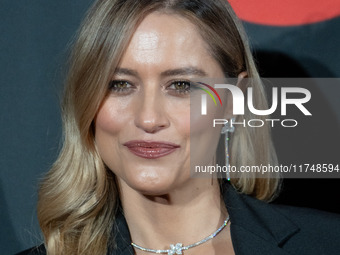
[224,185,340,254]
[15,245,46,255]
[273,203,340,231]
[271,203,340,253]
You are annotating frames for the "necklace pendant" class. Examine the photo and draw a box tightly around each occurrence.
[168,243,183,255]
[131,217,229,255]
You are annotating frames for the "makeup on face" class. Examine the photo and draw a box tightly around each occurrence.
[95,13,226,194]
[123,140,180,159]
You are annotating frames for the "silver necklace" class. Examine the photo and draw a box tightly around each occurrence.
[131,216,229,255]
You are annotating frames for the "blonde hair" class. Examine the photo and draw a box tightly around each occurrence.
[38,0,280,254]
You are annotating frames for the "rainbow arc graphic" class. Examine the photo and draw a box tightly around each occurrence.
[195,82,223,115]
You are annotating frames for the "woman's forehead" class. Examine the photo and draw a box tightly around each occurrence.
[118,12,215,72]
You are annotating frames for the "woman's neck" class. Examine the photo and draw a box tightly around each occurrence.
[118,178,229,253]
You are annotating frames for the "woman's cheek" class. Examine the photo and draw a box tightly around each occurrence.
[95,97,132,134]
[165,99,191,136]
[188,92,227,171]
[190,99,224,135]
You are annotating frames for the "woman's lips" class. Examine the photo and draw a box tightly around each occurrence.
[123,140,180,159]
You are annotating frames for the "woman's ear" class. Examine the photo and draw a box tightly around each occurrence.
[237,71,248,93]
[223,71,248,119]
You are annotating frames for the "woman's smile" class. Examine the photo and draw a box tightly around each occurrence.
[123,140,180,159]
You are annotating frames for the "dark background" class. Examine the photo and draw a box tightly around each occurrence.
[1,1,339,254]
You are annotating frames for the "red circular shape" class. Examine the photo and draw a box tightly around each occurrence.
[228,0,340,26]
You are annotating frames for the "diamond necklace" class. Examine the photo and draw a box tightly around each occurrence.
[131,216,229,255]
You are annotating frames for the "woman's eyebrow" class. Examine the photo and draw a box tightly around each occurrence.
[113,67,207,78]
[161,67,207,77]
[113,68,139,77]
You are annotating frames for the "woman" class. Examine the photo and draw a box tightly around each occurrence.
[18,0,340,254]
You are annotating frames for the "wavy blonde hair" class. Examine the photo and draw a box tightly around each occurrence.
[38,0,280,254]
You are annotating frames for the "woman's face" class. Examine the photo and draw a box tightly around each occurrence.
[95,12,227,195]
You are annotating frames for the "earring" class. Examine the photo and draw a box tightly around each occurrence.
[221,118,235,181]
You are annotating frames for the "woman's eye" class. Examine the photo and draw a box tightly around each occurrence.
[108,80,133,94]
[168,81,191,95]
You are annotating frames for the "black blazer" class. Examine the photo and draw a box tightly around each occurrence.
[17,182,340,255]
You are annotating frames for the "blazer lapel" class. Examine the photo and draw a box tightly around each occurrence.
[223,183,299,255]
[230,224,295,255]
[110,183,300,255]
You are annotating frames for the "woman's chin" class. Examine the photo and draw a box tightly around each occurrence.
[123,172,183,196]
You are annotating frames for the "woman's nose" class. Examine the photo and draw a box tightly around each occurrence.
[134,92,170,133]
